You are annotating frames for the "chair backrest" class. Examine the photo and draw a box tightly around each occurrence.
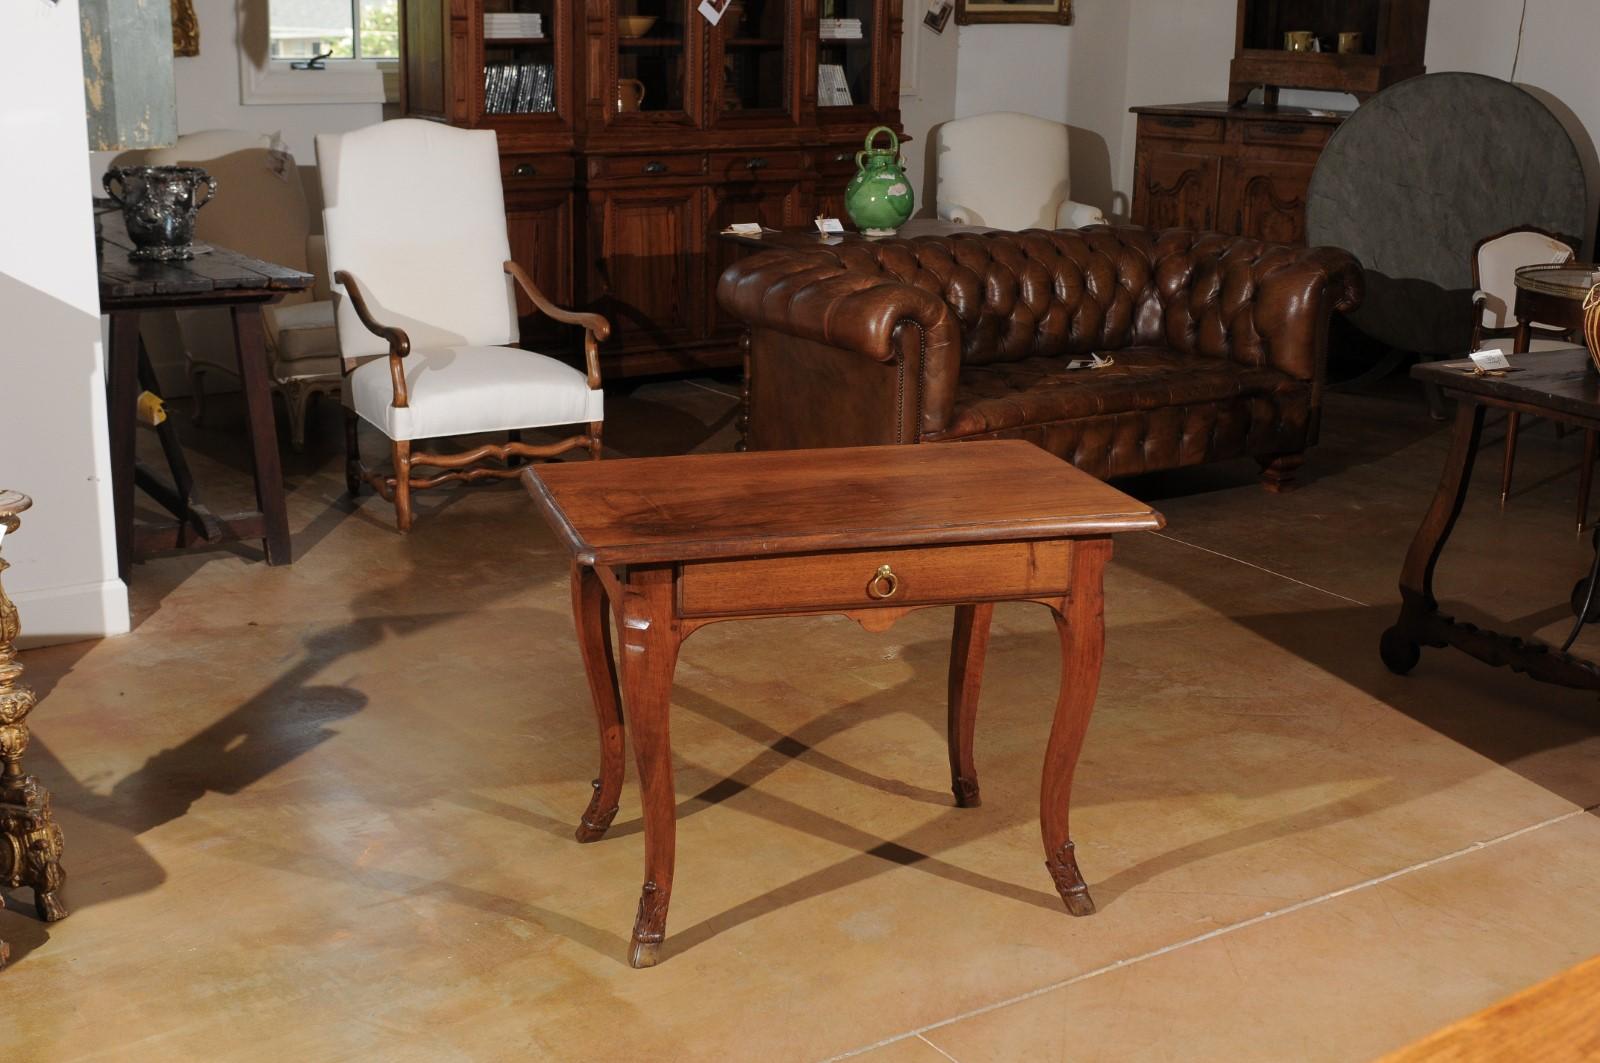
[1474,226,1574,330]
[316,120,517,364]
[936,112,1070,231]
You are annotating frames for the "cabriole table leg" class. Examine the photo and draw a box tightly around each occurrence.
[1040,538,1111,917]
[571,562,625,843]
[619,565,681,968]
[947,603,993,808]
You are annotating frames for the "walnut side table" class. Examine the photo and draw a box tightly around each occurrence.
[0,492,69,967]
[525,441,1164,967]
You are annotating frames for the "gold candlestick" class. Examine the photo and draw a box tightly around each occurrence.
[0,491,67,927]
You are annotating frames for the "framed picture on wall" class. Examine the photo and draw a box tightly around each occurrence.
[955,0,1069,25]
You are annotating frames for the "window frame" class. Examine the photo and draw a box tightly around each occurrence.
[242,0,396,106]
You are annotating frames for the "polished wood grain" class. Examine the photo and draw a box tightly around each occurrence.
[526,440,1163,566]
[1227,0,1429,106]
[1383,348,1600,691]
[527,442,1163,966]
[1379,953,1600,1062]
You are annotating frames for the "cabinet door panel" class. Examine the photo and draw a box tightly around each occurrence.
[589,185,704,348]
[708,179,804,330]
[506,188,575,346]
[1135,148,1222,232]
[1224,159,1315,246]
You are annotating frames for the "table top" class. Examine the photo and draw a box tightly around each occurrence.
[525,441,1164,565]
[1378,953,1600,1061]
[1514,262,1600,299]
[96,204,312,306]
[1415,347,1600,422]
[719,218,991,251]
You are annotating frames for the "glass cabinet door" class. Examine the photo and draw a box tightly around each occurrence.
[480,0,560,119]
[713,0,793,117]
[816,0,873,114]
[613,0,693,118]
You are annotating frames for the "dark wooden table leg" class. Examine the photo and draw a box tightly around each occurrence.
[108,311,142,582]
[231,304,291,565]
[947,602,993,808]
[572,562,626,843]
[619,565,681,968]
[1578,430,1597,534]
[1041,538,1111,918]
[1381,400,1486,674]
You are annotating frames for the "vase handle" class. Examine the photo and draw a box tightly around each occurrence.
[194,174,218,211]
[102,169,127,207]
[864,125,899,154]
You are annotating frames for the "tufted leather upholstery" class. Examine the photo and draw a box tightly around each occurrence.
[717,226,1362,484]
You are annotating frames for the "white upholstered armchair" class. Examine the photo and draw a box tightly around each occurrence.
[316,120,607,532]
[935,112,1106,231]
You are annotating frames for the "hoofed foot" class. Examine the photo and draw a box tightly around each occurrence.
[574,779,619,843]
[1045,840,1096,917]
[952,776,982,808]
[628,880,669,968]
[36,889,67,923]
[1379,626,1421,676]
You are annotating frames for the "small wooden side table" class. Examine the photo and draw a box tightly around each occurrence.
[525,441,1163,967]
[98,209,311,578]
[0,492,68,957]
[1382,348,1600,691]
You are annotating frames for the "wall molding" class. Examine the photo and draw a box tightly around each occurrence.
[14,578,131,649]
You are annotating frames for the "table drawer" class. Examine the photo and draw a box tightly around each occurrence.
[678,539,1073,617]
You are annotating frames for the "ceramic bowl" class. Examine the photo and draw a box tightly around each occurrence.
[618,15,658,36]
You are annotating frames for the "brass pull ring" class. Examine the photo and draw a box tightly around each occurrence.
[867,564,899,600]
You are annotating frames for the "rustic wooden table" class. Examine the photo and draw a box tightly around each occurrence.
[97,207,312,578]
[1382,347,1600,691]
[525,440,1164,967]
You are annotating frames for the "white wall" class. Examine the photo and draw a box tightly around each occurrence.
[0,0,129,645]
[900,1,960,213]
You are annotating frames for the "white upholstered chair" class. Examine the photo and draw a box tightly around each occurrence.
[116,130,343,450]
[1470,226,1577,510]
[935,112,1106,231]
[316,119,607,532]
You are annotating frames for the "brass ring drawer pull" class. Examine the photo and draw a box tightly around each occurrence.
[866,564,899,600]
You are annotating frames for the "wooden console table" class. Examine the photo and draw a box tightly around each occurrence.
[1382,348,1600,690]
[98,210,311,578]
[525,441,1164,966]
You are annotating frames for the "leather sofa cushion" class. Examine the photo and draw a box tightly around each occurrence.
[943,347,1299,436]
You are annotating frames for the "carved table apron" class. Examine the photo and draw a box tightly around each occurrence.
[525,441,1164,967]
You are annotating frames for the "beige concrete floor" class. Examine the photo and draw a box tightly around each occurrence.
[6,374,1600,1062]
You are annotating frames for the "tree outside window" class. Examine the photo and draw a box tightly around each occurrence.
[270,0,399,61]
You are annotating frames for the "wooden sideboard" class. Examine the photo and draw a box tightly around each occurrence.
[403,0,904,378]
[1129,102,1346,247]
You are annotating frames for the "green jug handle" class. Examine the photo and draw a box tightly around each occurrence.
[863,125,899,155]
[855,149,868,170]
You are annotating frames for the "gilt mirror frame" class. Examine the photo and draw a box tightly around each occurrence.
[954,0,1070,26]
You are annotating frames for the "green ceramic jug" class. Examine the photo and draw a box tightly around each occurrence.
[844,126,914,236]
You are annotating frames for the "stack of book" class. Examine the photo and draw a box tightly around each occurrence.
[819,17,862,39]
[484,12,543,38]
[483,62,555,113]
[817,63,853,106]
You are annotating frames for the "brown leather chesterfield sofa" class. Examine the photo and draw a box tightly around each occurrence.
[716,227,1363,489]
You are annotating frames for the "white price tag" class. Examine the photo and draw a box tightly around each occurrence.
[697,0,732,25]
[815,216,845,234]
[726,222,763,235]
[1469,349,1511,372]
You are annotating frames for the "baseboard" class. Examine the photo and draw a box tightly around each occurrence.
[13,577,130,648]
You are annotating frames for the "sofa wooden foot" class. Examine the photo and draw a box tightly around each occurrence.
[1258,453,1305,493]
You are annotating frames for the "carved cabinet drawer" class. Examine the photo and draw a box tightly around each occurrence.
[502,154,576,184]
[710,150,808,180]
[1241,120,1333,149]
[1138,114,1225,141]
[677,539,1073,617]
[588,153,709,181]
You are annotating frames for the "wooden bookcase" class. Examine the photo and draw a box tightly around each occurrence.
[402,0,904,378]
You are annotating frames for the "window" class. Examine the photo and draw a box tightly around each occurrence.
[269,0,399,61]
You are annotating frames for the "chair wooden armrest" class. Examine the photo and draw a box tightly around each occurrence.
[504,261,610,390]
[334,269,412,407]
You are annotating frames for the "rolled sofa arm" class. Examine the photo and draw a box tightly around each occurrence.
[716,248,965,443]
[1056,199,1106,229]
[1245,244,1364,383]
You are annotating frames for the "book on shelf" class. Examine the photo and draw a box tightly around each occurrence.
[483,62,555,114]
[818,63,852,106]
[484,13,543,38]
[819,17,862,38]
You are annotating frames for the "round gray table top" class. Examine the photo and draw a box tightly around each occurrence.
[1306,72,1586,355]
